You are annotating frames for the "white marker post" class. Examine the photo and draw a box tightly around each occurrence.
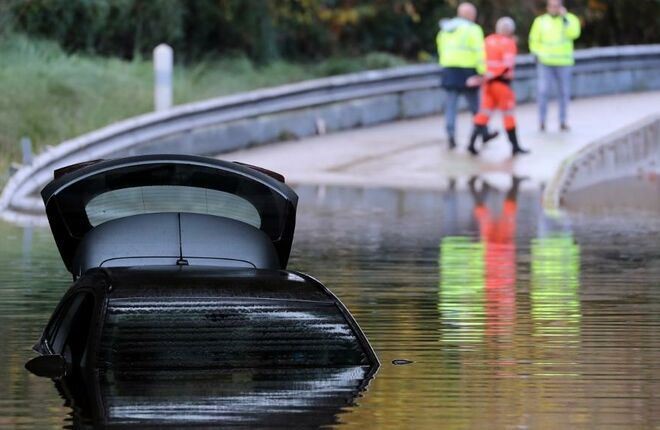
[20,137,33,165]
[153,44,173,111]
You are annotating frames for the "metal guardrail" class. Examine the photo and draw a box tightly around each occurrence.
[2,44,660,223]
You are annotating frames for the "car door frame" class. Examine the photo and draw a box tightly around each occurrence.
[34,273,109,372]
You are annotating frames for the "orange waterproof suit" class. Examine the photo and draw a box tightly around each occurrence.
[474,34,517,131]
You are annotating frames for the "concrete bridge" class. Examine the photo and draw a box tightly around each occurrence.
[1,45,659,224]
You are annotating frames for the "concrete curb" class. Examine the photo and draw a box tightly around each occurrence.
[543,113,660,214]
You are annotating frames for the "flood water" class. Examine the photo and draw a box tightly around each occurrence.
[1,175,659,428]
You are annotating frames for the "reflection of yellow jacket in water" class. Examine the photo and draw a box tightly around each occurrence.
[531,235,581,335]
[439,236,485,343]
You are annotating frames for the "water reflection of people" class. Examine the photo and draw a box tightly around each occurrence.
[439,176,583,386]
[531,215,581,337]
[439,177,582,345]
[469,176,523,339]
[439,179,485,344]
[439,176,523,344]
[439,235,485,344]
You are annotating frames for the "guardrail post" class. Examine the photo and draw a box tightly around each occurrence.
[154,44,173,112]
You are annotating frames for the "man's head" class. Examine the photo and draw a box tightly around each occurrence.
[496,17,516,36]
[547,0,564,16]
[457,2,477,22]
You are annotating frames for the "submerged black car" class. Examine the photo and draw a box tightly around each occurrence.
[27,155,378,380]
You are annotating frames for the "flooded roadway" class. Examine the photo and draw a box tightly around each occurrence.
[0,175,658,428]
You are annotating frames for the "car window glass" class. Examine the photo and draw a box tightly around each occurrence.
[49,295,83,353]
[85,185,261,228]
[48,293,95,367]
[99,298,370,369]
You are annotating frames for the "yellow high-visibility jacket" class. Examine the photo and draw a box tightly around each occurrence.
[529,13,581,66]
[436,18,486,74]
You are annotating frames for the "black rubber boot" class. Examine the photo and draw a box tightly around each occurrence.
[508,127,529,157]
[507,175,527,201]
[469,176,491,205]
[482,129,499,146]
[448,135,457,150]
[467,126,483,156]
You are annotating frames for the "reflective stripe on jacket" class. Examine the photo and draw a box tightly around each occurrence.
[437,18,486,74]
[529,13,581,66]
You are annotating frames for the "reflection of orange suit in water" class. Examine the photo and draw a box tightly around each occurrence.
[474,199,517,337]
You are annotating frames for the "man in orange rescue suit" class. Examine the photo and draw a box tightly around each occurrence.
[468,17,529,157]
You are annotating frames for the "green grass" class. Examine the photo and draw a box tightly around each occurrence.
[0,34,407,182]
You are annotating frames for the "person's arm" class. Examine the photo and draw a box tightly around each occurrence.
[528,17,541,55]
[473,26,486,75]
[563,12,581,40]
[503,40,517,70]
[436,31,443,64]
[499,40,517,80]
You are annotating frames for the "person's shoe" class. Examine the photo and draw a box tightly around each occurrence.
[560,123,570,131]
[512,147,530,157]
[448,135,457,150]
[539,123,546,132]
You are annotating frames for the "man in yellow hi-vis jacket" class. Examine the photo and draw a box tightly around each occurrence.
[437,2,496,150]
[529,0,581,131]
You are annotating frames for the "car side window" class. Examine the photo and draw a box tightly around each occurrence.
[47,292,95,367]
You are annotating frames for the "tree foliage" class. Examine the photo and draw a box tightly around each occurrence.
[4,0,660,63]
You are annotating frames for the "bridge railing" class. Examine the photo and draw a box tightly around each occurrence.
[2,44,660,222]
[544,113,660,212]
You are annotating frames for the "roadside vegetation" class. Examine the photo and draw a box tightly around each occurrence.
[0,33,405,180]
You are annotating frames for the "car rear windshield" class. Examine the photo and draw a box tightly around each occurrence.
[98,297,370,369]
[85,185,260,228]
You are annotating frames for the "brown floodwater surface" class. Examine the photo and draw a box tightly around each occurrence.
[0,178,658,428]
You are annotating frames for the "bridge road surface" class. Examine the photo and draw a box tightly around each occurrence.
[221,91,660,190]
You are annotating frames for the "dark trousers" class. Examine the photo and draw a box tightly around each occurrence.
[444,88,479,138]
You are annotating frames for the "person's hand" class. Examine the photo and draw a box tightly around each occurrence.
[466,75,483,87]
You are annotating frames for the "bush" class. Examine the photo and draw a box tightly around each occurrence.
[364,52,408,69]
[5,0,660,63]
[10,0,185,58]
